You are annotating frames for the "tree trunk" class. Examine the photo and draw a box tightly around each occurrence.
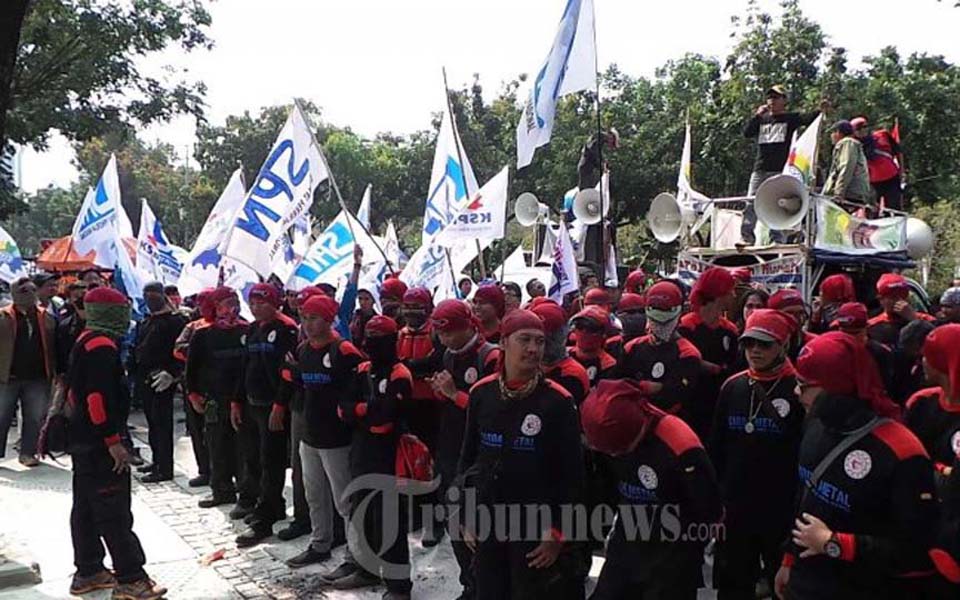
[0,0,31,152]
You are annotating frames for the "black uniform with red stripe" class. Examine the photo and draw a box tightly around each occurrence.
[233,313,299,524]
[66,331,148,584]
[543,356,590,408]
[620,335,702,418]
[904,387,960,490]
[783,394,938,600]
[397,323,444,449]
[708,370,804,597]
[678,313,740,439]
[338,361,414,593]
[569,347,617,389]
[591,413,723,600]
[458,374,585,599]
[930,454,960,589]
[867,312,936,348]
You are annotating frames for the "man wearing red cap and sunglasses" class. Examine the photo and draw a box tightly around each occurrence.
[428,299,500,597]
[582,378,723,599]
[458,310,585,599]
[569,306,618,389]
[709,309,804,599]
[768,288,818,363]
[867,273,934,348]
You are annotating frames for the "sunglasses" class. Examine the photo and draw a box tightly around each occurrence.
[741,338,775,350]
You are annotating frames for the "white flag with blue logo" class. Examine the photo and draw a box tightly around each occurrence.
[436,166,509,244]
[178,168,247,297]
[224,103,328,277]
[272,213,312,285]
[136,199,182,285]
[516,0,597,169]
[0,224,27,283]
[548,223,579,302]
[71,154,133,267]
[421,100,478,244]
[288,210,381,290]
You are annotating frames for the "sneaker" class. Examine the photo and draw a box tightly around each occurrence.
[188,475,210,488]
[198,495,236,509]
[70,570,116,594]
[235,524,273,548]
[18,455,39,467]
[286,547,331,568]
[277,521,311,541]
[111,578,167,600]
[328,569,379,590]
[139,472,172,484]
[319,561,359,583]
[229,504,255,520]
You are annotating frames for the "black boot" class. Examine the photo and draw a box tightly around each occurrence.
[277,520,311,541]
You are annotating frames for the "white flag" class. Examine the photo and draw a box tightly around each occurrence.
[436,166,509,244]
[516,0,597,168]
[272,214,313,285]
[111,236,150,310]
[548,224,579,302]
[357,184,372,230]
[401,236,491,293]
[288,210,381,290]
[224,103,328,277]
[677,120,711,209]
[421,97,479,244]
[783,113,823,186]
[384,220,402,271]
[0,224,27,283]
[71,155,131,267]
[178,168,247,297]
[136,199,182,285]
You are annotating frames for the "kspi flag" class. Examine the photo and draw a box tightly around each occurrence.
[436,166,508,244]
[421,98,478,244]
[136,199,182,284]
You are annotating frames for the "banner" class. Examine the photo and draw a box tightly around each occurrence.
[436,167,509,243]
[136,199,182,285]
[677,120,710,210]
[71,155,132,267]
[0,224,27,283]
[516,0,597,168]
[288,210,382,290]
[548,223,579,301]
[814,197,906,255]
[677,254,805,292]
[224,103,328,277]
[421,98,478,244]
[179,168,247,296]
[783,113,823,185]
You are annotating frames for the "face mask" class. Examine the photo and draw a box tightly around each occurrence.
[619,313,647,340]
[364,334,398,366]
[821,303,839,326]
[649,317,679,342]
[543,329,568,364]
[404,310,426,329]
[145,296,168,313]
[576,330,605,353]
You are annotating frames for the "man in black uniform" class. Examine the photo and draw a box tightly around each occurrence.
[66,287,167,600]
[429,299,500,599]
[709,309,804,599]
[230,283,299,547]
[458,310,585,600]
[129,281,187,483]
[582,378,723,599]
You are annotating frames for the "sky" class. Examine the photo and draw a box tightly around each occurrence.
[17,0,960,193]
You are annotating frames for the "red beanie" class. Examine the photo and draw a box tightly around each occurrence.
[301,295,339,322]
[820,274,856,304]
[768,288,805,311]
[624,269,647,294]
[740,309,794,345]
[617,293,645,312]
[197,287,216,320]
[474,284,505,318]
[731,267,752,284]
[249,283,281,307]
[296,286,323,305]
[500,309,544,339]
[84,287,128,305]
[529,300,567,334]
[381,276,408,300]
[831,302,868,331]
[403,287,433,310]
[431,299,478,333]
[365,315,399,337]
[690,267,735,309]
[924,324,960,403]
[876,273,909,299]
[570,305,609,329]
[645,281,683,310]
[581,379,664,456]
[208,286,237,306]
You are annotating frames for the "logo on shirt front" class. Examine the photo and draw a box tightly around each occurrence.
[378,379,388,394]
[586,366,597,381]
[844,450,872,480]
[322,353,332,368]
[772,398,791,418]
[267,330,277,343]
[637,465,659,490]
[758,122,788,145]
[521,414,542,436]
[652,362,665,379]
[464,367,478,385]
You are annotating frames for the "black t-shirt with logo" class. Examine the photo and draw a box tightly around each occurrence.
[744,111,819,173]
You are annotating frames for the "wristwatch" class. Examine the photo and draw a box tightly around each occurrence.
[824,533,842,559]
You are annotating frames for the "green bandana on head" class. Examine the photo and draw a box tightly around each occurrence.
[85,302,131,338]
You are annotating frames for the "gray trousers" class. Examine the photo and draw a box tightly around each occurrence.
[299,441,356,557]
[742,169,788,244]
[0,379,50,458]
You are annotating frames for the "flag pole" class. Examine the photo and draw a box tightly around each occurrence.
[293,98,395,275]
[590,11,606,280]
[441,68,487,281]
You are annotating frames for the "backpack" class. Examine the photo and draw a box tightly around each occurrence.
[395,433,434,484]
[37,331,97,457]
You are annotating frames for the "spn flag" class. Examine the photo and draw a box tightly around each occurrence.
[357,184,372,230]
[421,97,479,244]
[71,155,133,267]
[436,166,509,244]
[136,199,182,284]
[0,224,27,283]
[548,223,579,302]
[516,0,597,169]
[289,210,381,290]
[178,168,247,297]
[783,113,823,186]
[272,214,312,285]
[677,120,711,209]
[224,103,328,277]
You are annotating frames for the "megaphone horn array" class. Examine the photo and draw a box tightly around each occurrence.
[754,174,809,230]
[646,192,694,244]
[572,188,606,225]
[514,192,549,227]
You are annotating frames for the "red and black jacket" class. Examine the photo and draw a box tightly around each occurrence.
[620,335,702,417]
[185,322,246,403]
[235,312,299,408]
[397,322,444,401]
[569,347,618,389]
[904,387,960,483]
[339,361,413,437]
[66,331,126,452]
[867,312,936,348]
[543,356,591,408]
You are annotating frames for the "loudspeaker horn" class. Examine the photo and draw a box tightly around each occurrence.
[754,174,809,230]
[572,188,606,225]
[514,192,548,227]
[646,192,693,243]
[906,217,935,259]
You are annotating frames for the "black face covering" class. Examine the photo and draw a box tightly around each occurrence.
[404,310,426,329]
[619,312,647,341]
[364,334,398,367]
[146,296,168,313]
